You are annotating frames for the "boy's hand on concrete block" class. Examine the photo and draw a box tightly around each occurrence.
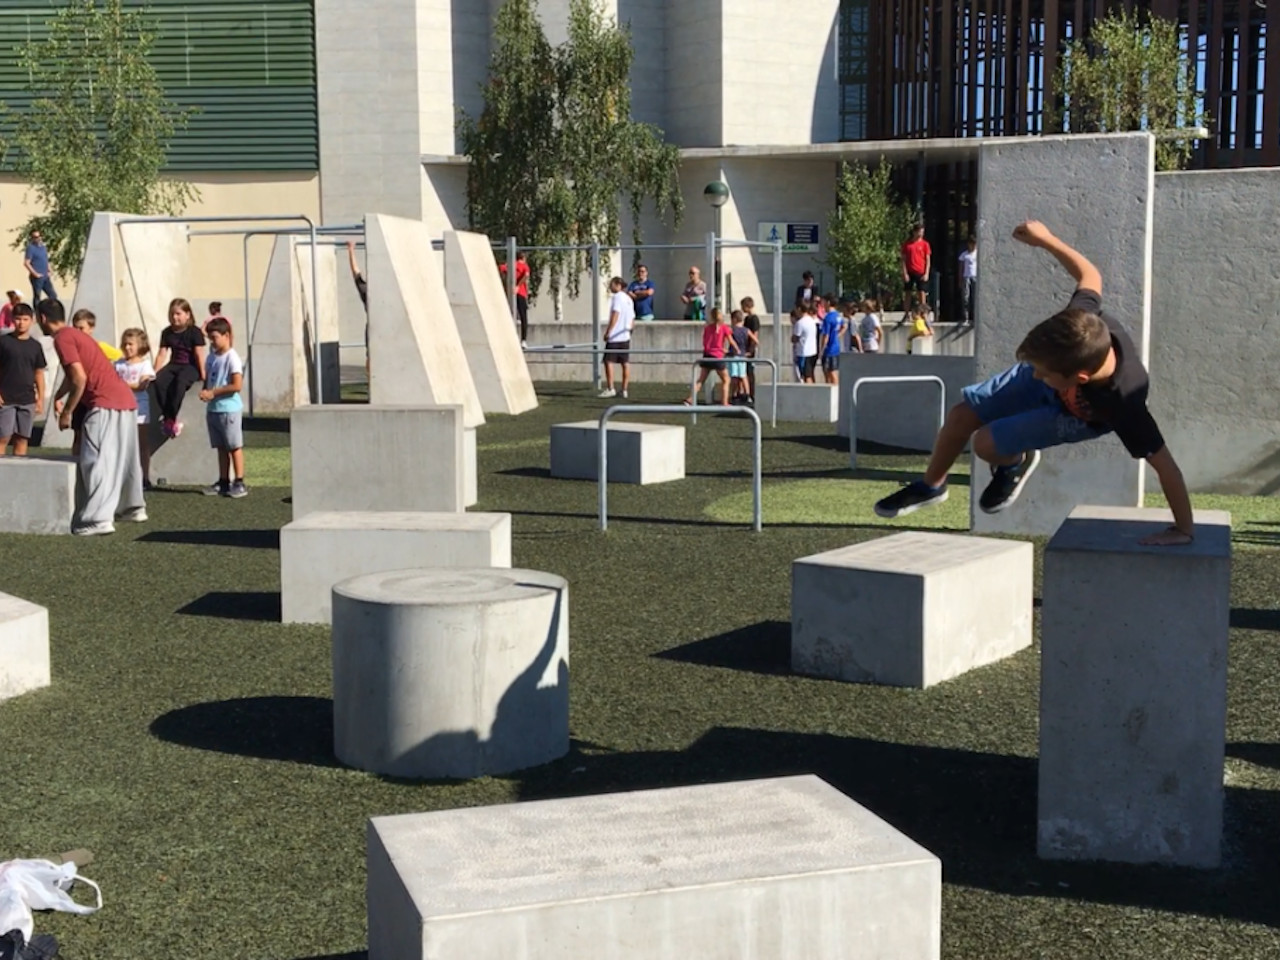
[1012,220,1054,247]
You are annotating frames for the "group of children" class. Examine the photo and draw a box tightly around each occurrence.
[787,296,936,381]
[0,296,248,498]
[686,298,761,406]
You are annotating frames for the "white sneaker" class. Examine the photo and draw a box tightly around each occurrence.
[521,339,528,348]
[117,508,148,523]
[597,388,616,398]
[621,390,629,399]
[73,522,115,537]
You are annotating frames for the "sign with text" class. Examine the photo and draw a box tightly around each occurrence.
[758,222,821,254]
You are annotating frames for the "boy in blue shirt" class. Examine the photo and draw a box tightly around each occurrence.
[817,294,845,385]
[198,317,247,498]
[628,264,655,322]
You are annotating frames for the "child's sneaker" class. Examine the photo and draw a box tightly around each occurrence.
[874,480,949,518]
[597,388,616,399]
[978,450,1041,513]
[203,480,229,497]
[228,479,249,499]
[172,420,184,437]
[620,389,628,399]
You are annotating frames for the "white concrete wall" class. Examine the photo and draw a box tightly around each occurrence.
[1149,168,1280,494]
[619,0,668,129]
[665,1,724,146]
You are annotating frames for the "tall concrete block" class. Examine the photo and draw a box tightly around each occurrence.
[442,231,538,416]
[290,405,470,519]
[972,133,1154,535]
[0,593,50,701]
[792,532,1033,688]
[1039,505,1231,867]
[367,775,941,960]
[366,214,484,428]
[837,353,974,450]
[0,458,76,535]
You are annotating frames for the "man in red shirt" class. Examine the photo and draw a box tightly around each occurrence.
[498,251,531,346]
[38,299,145,535]
[901,223,932,318]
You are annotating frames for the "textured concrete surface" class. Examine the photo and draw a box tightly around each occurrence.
[290,405,469,519]
[756,383,839,422]
[281,511,511,624]
[550,421,685,484]
[837,353,975,449]
[792,532,1033,688]
[1149,168,1280,494]
[332,567,569,779]
[367,774,940,960]
[366,214,484,428]
[147,380,245,487]
[0,457,75,535]
[0,592,50,701]
[972,133,1154,535]
[1039,505,1232,867]
[443,231,538,416]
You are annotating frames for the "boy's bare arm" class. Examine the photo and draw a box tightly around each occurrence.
[1012,220,1103,294]
[34,368,45,413]
[1142,446,1194,545]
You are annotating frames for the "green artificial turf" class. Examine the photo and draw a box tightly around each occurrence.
[4,381,1280,959]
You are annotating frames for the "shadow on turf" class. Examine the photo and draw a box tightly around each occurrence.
[655,621,791,675]
[512,727,1280,928]
[178,591,281,621]
[140,528,279,549]
[1230,607,1280,631]
[150,696,337,767]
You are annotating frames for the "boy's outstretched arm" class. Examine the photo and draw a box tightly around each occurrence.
[1012,220,1103,294]
[1142,445,1195,546]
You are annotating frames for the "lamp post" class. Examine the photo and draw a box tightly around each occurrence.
[703,180,729,309]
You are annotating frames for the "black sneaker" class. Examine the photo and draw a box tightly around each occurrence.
[874,480,949,518]
[228,479,249,499]
[978,450,1042,514]
[203,480,229,497]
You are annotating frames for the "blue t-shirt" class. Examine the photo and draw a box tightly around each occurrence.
[821,311,843,357]
[627,280,655,317]
[24,242,49,277]
[204,347,244,413]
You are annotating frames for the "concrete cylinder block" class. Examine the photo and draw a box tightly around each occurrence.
[332,567,569,779]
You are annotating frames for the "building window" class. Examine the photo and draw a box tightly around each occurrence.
[839,0,870,140]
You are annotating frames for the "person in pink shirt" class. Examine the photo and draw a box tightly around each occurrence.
[685,307,738,406]
[0,289,20,332]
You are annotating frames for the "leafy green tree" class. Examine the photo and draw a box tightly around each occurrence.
[824,160,914,301]
[459,0,682,304]
[1050,8,1206,171]
[7,0,197,277]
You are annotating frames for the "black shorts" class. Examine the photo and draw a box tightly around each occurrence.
[605,339,630,364]
[798,355,817,379]
[821,354,840,373]
[904,272,928,293]
[699,354,728,372]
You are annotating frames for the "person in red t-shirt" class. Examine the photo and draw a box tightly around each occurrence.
[38,298,145,536]
[900,223,932,317]
[498,251,531,346]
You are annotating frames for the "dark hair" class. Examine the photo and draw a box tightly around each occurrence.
[802,271,814,281]
[1017,308,1112,377]
[912,223,925,233]
[741,296,754,309]
[36,298,65,323]
[209,301,222,315]
[12,303,33,320]
[967,235,977,244]
[205,316,232,337]
[636,263,647,271]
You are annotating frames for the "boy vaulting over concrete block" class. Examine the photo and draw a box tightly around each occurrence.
[874,220,1195,547]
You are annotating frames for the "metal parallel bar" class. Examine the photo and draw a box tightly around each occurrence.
[598,404,763,532]
[590,242,602,390]
[686,358,780,428]
[506,236,518,333]
[772,241,784,378]
[705,231,717,320]
[848,375,947,471]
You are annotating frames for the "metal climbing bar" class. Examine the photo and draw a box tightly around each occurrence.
[848,375,947,471]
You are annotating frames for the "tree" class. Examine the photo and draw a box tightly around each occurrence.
[824,160,914,301]
[458,0,682,306]
[7,0,197,277]
[1050,8,1206,172]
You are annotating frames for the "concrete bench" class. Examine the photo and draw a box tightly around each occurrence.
[291,405,476,519]
[792,531,1033,688]
[367,775,941,960]
[0,593,50,701]
[0,458,76,535]
[148,383,220,487]
[550,420,684,484]
[332,567,569,779]
[281,511,512,624]
[1039,505,1232,867]
[755,382,839,422]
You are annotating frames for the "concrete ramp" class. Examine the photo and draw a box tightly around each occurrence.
[366,214,484,428]
[444,231,538,415]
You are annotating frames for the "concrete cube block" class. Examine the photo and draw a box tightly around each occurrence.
[281,511,512,624]
[792,532,1033,688]
[755,383,839,422]
[550,421,684,485]
[367,775,941,960]
[290,405,471,518]
[0,458,76,535]
[1039,505,1232,867]
[0,593,50,701]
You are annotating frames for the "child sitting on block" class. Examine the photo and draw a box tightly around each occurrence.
[874,219,1194,547]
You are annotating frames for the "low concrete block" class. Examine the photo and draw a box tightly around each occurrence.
[550,421,684,485]
[1039,505,1231,867]
[837,354,975,450]
[0,458,76,535]
[792,532,1033,688]
[0,593,50,701]
[755,383,839,423]
[290,405,471,518]
[148,384,224,487]
[367,775,941,960]
[332,567,569,779]
[281,511,512,624]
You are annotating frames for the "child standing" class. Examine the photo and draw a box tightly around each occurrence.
[740,296,762,397]
[792,304,819,383]
[842,300,864,354]
[858,299,883,353]
[728,310,755,403]
[72,309,124,361]
[687,307,736,406]
[199,317,247,498]
[0,303,46,455]
[818,294,846,385]
[114,328,156,489]
[153,298,206,438]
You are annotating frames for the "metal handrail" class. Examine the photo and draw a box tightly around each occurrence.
[598,404,763,532]
[848,375,947,471]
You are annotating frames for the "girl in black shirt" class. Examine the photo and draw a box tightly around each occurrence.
[152,297,206,437]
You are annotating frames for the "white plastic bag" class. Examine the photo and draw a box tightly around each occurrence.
[0,859,102,943]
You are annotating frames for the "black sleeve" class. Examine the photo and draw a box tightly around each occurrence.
[355,274,368,307]
[1067,288,1102,315]
[159,329,175,351]
[1113,394,1166,460]
[33,342,46,369]
[190,326,207,347]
